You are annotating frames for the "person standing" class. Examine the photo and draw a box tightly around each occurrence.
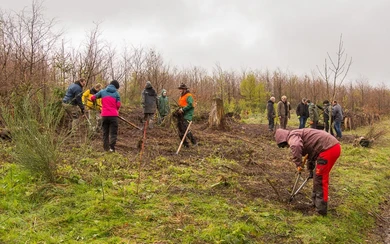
[296,98,309,129]
[275,128,341,216]
[277,95,291,129]
[62,78,87,135]
[307,100,319,129]
[82,83,102,131]
[157,89,170,124]
[266,96,276,131]
[91,80,121,152]
[322,100,334,135]
[141,81,158,128]
[332,100,343,138]
[177,83,197,147]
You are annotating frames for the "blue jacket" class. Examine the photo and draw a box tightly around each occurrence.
[91,84,121,117]
[62,82,84,112]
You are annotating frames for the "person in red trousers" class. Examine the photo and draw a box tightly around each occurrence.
[275,128,341,216]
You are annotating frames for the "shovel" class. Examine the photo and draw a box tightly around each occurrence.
[175,121,192,155]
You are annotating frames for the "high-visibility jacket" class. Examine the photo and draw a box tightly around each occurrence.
[178,91,195,121]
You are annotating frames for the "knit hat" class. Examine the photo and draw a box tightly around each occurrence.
[110,80,120,89]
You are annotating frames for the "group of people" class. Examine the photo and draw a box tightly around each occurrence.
[268,95,344,216]
[267,96,343,139]
[64,84,341,216]
[62,79,196,152]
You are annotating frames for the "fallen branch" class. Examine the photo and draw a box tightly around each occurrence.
[266,178,282,202]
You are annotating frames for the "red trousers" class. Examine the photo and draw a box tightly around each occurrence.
[312,143,341,215]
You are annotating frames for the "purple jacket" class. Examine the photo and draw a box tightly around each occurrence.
[275,128,339,166]
[91,84,121,117]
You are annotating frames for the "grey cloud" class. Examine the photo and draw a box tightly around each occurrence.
[3,0,390,84]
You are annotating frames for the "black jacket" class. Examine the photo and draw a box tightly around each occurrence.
[296,102,309,117]
[267,100,275,119]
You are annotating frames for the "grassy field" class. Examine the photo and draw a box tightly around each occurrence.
[0,115,389,243]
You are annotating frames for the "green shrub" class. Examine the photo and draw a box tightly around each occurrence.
[1,93,66,182]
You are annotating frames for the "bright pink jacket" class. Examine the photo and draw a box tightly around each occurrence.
[91,84,121,116]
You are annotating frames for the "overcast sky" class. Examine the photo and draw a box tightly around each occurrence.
[3,0,390,85]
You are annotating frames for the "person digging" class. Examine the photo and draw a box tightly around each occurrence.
[275,128,341,216]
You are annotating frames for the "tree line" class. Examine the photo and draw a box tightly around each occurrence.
[1,1,388,118]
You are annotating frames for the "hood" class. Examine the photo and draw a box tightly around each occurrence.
[275,129,290,144]
[161,89,167,96]
[106,84,117,93]
[146,81,152,89]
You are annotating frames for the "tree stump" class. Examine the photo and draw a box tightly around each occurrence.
[208,98,226,129]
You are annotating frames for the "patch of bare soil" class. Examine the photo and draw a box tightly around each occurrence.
[62,107,388,239]
[92,108,335,211]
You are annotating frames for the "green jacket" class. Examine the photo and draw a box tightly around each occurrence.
[179,91,195,121]
[309,103,319,122]
[157,89,170,116]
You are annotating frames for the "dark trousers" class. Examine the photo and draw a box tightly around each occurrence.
[310,120,318,129]
[102,116,118,151]
[334,121,342,138]
[324,119,334,135]
[299,116,308,129]
[177,119,196,146]
[268,117,275,131]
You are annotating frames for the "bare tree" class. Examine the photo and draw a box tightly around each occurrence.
[317,34,352,133]
[317,34,352,101]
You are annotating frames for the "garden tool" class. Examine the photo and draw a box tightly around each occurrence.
[175,121,192,155]
[118,116,143,131]
[289,154,310,202]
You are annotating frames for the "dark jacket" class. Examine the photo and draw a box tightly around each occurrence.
[296,102,309,117]
[141,83,157,114]
[332,104,343,122]
[267,100,275,119]
[275,128,339,166]
[322,104,332,120]
[62,81,84,112]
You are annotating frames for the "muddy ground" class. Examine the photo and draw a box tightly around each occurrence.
[73,107,389,243]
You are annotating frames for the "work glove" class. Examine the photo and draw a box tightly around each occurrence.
[297,166,304,172]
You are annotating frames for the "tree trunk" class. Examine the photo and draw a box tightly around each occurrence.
[208,98,226,129]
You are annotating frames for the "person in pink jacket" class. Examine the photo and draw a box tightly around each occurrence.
[275,128,341,215]
[91,80,121,152]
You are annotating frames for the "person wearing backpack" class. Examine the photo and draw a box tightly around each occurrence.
[177,83,197,147]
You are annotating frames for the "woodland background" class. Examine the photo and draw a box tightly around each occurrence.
[0,2,388,119]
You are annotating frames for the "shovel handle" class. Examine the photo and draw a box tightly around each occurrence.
[176,121,192,155]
